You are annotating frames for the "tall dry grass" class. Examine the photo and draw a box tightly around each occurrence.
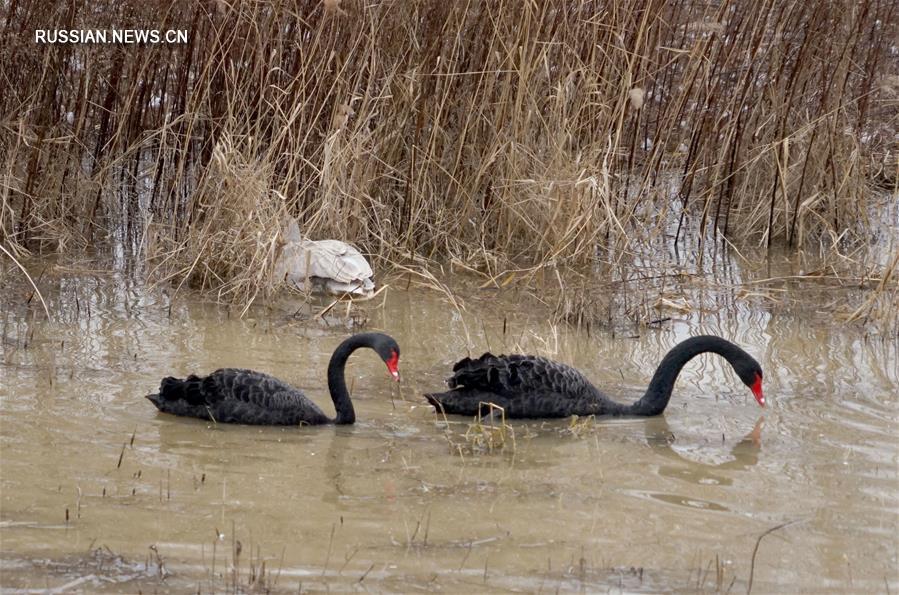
[1,0,896,310]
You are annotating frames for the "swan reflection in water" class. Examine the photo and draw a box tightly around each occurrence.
[645,416,765,487]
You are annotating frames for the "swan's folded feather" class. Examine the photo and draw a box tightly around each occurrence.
[446,353,596,399]
[152,369,330,425]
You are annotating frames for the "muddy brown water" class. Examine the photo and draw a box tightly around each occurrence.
[1,257,897,593]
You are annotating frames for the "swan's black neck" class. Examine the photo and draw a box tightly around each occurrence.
[327,333,383,424]
[626,336,750,416]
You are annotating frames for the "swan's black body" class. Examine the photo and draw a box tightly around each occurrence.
[147,332,400,425]
[424,335,764,418]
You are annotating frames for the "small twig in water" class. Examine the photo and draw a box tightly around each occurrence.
[322,522,335,576]
[458,542,473,571]
[116,442,126,469]
[0,243,52,321]
[747,519,802,594]
[359,563,375,582]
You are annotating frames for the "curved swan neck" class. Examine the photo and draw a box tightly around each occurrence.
[628,336,746,416]
[327,334,376,424]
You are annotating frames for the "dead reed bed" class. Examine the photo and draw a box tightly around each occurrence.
[1,0,896,317]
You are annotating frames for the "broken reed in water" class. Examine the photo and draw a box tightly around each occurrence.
[1,0,896,309]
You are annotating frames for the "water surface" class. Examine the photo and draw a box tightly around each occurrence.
[1,256,897,592]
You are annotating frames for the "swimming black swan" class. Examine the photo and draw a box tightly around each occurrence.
[424,335,763,419]
[147,332,400,425]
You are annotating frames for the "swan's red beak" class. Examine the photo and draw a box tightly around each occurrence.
[751,374,764,407]
[386,352,400,382]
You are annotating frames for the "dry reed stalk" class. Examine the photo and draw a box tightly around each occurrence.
[463,402,516,453]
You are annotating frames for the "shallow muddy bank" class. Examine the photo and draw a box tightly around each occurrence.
[0,255,897,592]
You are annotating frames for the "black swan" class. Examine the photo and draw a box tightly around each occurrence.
[424,335,763,419]
[147,332,400,425]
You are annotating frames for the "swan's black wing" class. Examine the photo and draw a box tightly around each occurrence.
[425,353,613,418]
[147,368,331,425]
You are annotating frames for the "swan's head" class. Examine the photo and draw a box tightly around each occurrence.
[373,336,401,382]
[736,361,764,407]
